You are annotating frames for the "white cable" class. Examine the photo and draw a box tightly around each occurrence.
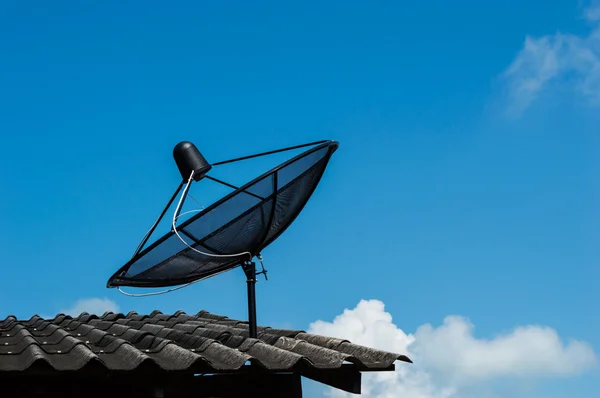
[117,282,197,297]
[116,267,235,297]
[171,170,253,261]
[117,170,254,298]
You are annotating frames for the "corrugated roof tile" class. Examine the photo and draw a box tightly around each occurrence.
[0,310,411,374]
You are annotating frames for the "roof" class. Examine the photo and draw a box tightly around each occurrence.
[0,310,411,394]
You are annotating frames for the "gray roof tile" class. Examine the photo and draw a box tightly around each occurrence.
[0,310,411,373]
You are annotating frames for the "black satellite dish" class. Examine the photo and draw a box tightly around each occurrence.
[107,140,338,337]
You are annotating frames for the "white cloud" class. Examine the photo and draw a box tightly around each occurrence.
[308,299,597,398]
[60,297,120,316]
[502,5,600,115]
[414,316,596,381]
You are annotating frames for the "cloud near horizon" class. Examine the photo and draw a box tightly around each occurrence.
[308,299,597,398]
[502,4,600,116]
[59,297,120,316]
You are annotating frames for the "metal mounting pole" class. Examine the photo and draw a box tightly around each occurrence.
[243,261,258,338]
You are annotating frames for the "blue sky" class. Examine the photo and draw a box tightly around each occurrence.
[0,1,598,397]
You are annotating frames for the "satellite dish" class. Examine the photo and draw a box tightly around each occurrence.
[107,140,338,337]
